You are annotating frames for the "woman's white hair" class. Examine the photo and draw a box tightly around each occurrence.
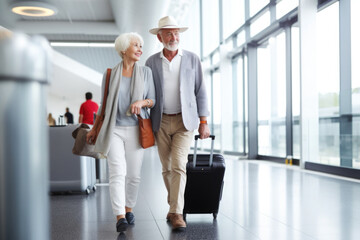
[114,32,144,58]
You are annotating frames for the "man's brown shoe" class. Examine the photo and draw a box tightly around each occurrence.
[170,214,186,231]
[166,213,174,222]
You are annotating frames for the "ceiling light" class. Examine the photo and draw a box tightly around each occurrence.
[10,1,58,17]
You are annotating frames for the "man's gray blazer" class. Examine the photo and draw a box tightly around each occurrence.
[145,50,210,132]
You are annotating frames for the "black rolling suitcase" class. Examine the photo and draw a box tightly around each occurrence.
[183,135,225,220]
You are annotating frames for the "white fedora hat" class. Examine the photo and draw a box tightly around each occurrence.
[149,16,188,35]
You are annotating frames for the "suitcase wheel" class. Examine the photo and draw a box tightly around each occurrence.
[85,188,91,195]
[93,185,97,192]
[213,213,217,219]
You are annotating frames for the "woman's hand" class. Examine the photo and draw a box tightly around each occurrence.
[86,129,97,145]
[130,100,147,115]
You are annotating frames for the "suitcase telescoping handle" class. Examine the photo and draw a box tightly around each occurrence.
[193,135,215,168]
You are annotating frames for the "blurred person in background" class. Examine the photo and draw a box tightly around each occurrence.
[47,113,56,126]
[79,92,99,125]
[64,107,74,124]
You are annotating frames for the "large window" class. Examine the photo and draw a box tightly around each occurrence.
[200,62,221,152]
[182,0,201,56]
[200,58,213,151]
[212,71,221,150]
[202,0,219,57]
[291,25,300,159]
[316,2,340,166]
[197,0,360,178]
[244,54,249,154]
[250,11,270,37]
[228,56,246,153]
[351,0,360,115]
[250,0,269,17]
[222,0,245,39]
[276,0,298,19]
[257,32,287,157]
[237,31,246,47]
[351,0,360,168]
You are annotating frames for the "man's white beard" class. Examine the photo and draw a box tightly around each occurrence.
[163,42,179,51]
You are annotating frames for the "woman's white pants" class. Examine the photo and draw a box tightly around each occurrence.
[107,126,144,216]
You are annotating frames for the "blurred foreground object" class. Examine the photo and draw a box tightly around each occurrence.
[0,29,51,240]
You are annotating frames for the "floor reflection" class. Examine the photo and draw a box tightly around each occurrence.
[51,155,360,240]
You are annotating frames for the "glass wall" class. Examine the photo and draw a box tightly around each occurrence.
[276,0,298,19]
[182,0,201,56]
[351,0,360,168]
[200,55,221,151]
[201,0,296,159]
[228,56,246,153]
[222,0,245,39]
[197,0,359,176]
[201,58,212,151]
[202,0,219,56]
[212,71,221,150]
[316,2,340,166]
[291,25,300,159]
[237,31,246,47]
[257,32,287,157]
[249,0,269,17]
[244,54,249,154]
[351,0,360,115]
[250,11,270,37]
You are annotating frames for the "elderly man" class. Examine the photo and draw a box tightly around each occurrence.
[146,16,210,231]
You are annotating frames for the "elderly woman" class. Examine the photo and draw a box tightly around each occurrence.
[86,32,155,232]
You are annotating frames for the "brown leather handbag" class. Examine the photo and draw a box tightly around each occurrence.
[137,115,155,149]
[72,68,111,158]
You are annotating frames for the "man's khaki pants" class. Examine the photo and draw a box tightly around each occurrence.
[155,114,193,214]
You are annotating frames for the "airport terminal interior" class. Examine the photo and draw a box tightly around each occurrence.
[1,0,360,239]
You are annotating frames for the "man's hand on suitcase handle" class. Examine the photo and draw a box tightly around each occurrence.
[198,123,210,139]
[198,117,210,139]
[195,135,215,140]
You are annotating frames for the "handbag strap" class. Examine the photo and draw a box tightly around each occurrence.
[99,68,111,120]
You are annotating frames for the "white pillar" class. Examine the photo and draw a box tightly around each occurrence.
[219,43,233,152]
[299,0,319,168]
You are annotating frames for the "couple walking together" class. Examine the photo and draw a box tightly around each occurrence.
[86,16,210,232]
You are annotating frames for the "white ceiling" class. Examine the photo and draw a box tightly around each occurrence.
[0,0,194,116]
[1,0,194,71]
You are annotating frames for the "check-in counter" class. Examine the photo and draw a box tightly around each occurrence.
[49,125,96,194]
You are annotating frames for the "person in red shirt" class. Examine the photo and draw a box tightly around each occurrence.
[79,92,99,125]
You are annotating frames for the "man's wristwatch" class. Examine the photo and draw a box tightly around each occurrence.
[200,120,207,124]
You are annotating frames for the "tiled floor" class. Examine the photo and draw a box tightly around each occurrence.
[50,147,360,240]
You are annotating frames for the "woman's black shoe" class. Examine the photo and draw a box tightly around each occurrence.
[126,212,135,225]
[116,218,128,232]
